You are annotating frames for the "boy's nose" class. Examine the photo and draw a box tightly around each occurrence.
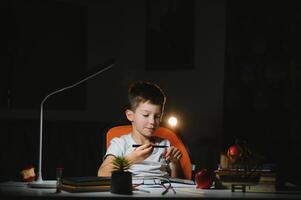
[149,117,155,124]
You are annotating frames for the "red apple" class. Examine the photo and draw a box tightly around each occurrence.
[227,144,243,163]
[195,169,213,189]
[227,144,243,161]
[229,145,238,155]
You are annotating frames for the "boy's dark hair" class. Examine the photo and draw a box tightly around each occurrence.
[128,81,166,111]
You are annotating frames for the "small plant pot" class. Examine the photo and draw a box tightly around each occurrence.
[110,171,132,194]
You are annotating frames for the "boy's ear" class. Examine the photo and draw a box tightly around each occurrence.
[125,109,134,122]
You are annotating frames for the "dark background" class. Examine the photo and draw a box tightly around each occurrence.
[1,0,301,187]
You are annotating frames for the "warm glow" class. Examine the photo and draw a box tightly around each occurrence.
[168,116,178,127]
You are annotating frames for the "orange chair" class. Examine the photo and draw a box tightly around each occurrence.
[106,125,193,180]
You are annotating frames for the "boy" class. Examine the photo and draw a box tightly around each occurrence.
[98,81,183,178]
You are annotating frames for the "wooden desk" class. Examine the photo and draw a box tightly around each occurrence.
[1,181,301,199]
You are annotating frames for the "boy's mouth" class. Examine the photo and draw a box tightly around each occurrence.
[145,127,155,132]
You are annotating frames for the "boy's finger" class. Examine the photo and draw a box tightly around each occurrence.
[165,156,170,162]
[141,145,153,153]
[177,154,182,160]
[165,147,174,157]
[173,151,180,158]
[137,143,151,150]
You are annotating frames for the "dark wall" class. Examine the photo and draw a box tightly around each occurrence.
[0,120,110,181]
[223,0,301,185]
[3,0,226,180]
[3,0,86,110]
[4,0,301,185]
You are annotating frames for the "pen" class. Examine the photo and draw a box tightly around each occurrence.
[132,144,169,148]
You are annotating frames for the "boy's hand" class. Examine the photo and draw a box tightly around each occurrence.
[127,143,153,164]
[165,146,182,163]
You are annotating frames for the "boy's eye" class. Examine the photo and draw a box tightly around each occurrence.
[141,113,161,119]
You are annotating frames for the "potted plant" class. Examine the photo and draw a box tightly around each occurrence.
[110,156,132,194]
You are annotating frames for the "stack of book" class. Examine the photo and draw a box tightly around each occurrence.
[215,168,276,192]
[61,176,111,193]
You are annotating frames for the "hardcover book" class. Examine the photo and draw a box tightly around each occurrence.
[61,184,110,193]
[62,176,111,186]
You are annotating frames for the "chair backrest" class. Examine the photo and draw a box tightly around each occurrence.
[106,125,192,180]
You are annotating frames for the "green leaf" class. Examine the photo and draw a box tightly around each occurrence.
[112,156,131,172]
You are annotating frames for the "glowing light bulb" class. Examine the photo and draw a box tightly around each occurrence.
[168,116,178,127]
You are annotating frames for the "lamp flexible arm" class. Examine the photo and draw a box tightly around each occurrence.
[36,64,114,182]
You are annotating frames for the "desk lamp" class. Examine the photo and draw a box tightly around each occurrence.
[28,60,114,188]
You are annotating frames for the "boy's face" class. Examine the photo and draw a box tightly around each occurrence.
[126,101,162,138]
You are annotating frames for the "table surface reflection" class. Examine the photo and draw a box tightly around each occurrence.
[1,181,301,199]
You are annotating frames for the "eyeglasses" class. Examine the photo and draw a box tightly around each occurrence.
[133,176,176,195]
[160,178,176,195]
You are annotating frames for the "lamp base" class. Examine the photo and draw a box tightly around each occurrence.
[28,180,57,188]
